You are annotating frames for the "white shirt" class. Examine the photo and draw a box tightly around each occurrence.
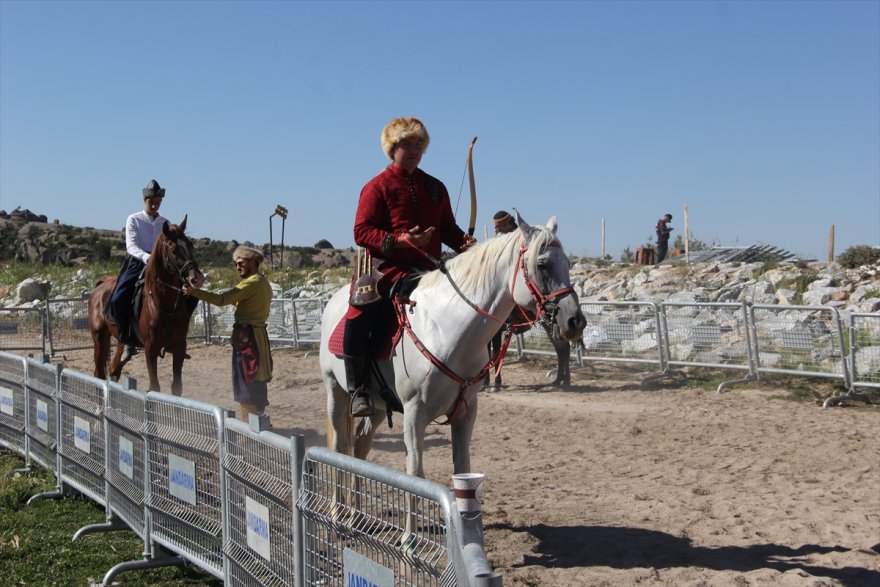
[125,210,168,264]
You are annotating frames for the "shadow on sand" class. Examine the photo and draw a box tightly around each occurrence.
[488,522,879,587]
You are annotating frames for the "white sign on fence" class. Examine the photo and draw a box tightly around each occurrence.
[167,452,197,505]
[118,435,134,479]
[73,415,90,453]
[0,386,13,416]
[245,495,271,560]
[36,399,49,432]
[343,547,394,587]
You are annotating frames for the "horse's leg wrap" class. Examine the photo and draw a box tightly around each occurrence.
[343,355,373,417]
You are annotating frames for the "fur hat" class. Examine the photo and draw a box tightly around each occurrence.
[380,117,430,159]
[142,179,165,199]
[232,245,264,264]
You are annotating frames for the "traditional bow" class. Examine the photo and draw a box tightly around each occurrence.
[466,136,478,237]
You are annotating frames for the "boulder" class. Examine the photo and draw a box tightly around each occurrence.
[16,278,51,304]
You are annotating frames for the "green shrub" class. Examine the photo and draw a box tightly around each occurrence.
[837,245,880,269]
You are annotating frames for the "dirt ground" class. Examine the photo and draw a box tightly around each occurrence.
[59,343,880,587]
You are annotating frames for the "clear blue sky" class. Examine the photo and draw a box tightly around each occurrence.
[2,0,878,260]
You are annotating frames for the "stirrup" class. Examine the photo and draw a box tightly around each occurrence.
[120,344,138,362]
[351,391,373,417]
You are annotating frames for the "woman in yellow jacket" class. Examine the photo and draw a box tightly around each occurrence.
[184,245,273,420]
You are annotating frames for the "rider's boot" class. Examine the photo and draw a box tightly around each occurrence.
[118,320,138,362]
[343,355,373,417]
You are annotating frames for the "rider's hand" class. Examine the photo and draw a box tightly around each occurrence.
[397,226,435,249]
[461,235,477,250]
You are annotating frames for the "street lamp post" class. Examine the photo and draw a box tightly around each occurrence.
[269,204,289,269]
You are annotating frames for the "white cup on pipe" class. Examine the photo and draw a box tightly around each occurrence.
[452,473,484,514]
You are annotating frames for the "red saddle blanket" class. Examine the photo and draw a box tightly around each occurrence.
[327,310,402,360]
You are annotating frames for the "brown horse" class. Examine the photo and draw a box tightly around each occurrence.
[88,216,203,394]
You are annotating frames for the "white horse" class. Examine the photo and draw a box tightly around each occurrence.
[319,212,586,480]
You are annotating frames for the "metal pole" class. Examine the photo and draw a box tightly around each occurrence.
[269,213,275,270]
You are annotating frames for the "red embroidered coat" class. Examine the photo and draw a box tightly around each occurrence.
[354,165,469,290]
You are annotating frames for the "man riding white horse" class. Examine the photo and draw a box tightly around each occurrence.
[344,117,476,417]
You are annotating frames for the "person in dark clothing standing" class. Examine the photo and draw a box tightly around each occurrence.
[485,210,517,388]
[655,213,674,264]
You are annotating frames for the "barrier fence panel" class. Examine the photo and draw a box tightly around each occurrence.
[0,307,44,353]
[267,299,297,348]
[291,297,325,346]
[58,370,107,505]
[188,300,210,344]
[104,380,148,542]
[849,313,880,389]
[660,301,758,393]
[144,392,229,580]
[223,417,305,587]
[46,296,93,355]
[823,312,880,408]
[24,357,61,475]
[0,351,27,457]
[749,304,850,388]
[207,297,325,348]
[516,323,580,365]
[578,301,664,368]
[297,447,498,587]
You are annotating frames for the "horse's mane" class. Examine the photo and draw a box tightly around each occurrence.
[419,225,558,293]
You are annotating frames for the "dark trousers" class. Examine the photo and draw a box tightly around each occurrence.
[656,240,669,264]
[109,257,145,338]
[343,297,396,357]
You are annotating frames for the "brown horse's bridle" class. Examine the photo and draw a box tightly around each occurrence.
[151,234,200,316]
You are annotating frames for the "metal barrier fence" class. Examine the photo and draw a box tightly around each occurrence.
[1,353,501,586]
[578,301,664,368]
[46,295,210,356]
[46,296,93,355]
[749,304,849,387]
[849,313,880,389]
[144,392,229,580]
[58,370,107,505]
[104,380,148,542]
[207,297,325,348]
[297,446,500,587]
[223,416,305,587]
[0,307,44,352]
[0,351,27,458]
[24,357,61,476]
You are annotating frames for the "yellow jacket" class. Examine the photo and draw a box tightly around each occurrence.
[191,273,273,381]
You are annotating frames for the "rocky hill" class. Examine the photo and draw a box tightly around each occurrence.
[0,208,355,269]
[2,208,877,316]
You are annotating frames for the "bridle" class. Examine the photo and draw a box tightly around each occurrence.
[150,232,200,315]
[395,232,576,423]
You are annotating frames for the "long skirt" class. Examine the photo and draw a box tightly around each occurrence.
[231,348,269,410]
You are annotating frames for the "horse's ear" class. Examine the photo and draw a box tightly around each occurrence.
[162,220,171,236]
[546,216,558,235]
[514,208,533,238]
[179,215,188,232]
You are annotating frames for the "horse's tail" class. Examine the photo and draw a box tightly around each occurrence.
[326,410,355,450]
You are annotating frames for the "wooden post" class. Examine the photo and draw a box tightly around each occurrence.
[828,224,835,262]
[601,218,606,259]
[684,204,690,264]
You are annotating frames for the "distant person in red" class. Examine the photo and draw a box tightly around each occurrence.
[344,116,476,416]
[655,213,674,264]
